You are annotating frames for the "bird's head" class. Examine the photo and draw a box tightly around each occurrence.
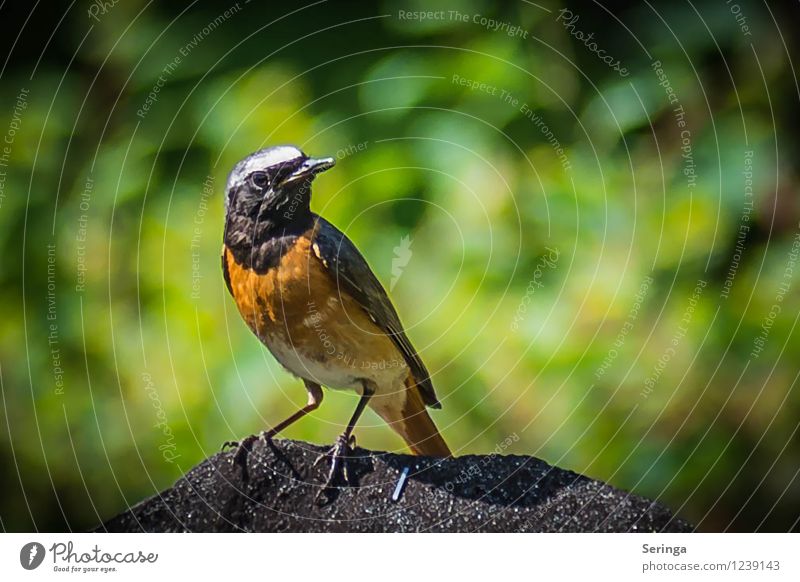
[224,145,335,229]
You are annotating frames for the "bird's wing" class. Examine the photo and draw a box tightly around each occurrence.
[221,245,233,296]
[311,216,441,408]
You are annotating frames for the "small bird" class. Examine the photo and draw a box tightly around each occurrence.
[221,145,450,487]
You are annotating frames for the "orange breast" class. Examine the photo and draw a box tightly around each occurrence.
[224,232,403,385]
[225,233,323,339]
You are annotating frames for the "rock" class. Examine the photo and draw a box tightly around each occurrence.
[97,439,692,532]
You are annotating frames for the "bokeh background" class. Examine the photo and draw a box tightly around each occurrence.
[1,0,798,532]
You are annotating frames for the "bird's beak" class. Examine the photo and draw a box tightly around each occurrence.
[283,156,336,185]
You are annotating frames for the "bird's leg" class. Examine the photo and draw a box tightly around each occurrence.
[315,382,375,495]
[224,381,324,470]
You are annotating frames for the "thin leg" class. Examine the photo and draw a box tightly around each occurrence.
[224,381,324,468]
[265,381,324,438]
[317,381,375,492]
[344,383,374,439]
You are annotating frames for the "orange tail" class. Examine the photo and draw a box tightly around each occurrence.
[371,377,451,457]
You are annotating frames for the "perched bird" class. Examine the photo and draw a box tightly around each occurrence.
[221,145,450,487]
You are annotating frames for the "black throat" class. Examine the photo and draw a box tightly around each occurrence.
[224,201,315,274]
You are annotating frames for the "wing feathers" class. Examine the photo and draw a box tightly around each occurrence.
[312,216,441,408]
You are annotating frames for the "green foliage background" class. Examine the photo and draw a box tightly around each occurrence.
[1,0,798,531]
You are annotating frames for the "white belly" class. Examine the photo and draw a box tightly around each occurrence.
[264,333,410,395]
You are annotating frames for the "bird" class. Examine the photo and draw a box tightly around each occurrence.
[220,145,450,488]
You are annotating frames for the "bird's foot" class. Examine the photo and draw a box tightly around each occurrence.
[222,435,258,469]
[222,431,275,471]
[314,433,356,502]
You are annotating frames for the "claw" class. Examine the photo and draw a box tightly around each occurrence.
[223,434,259,471]
[314,433,354,502]
[224,430,278,464]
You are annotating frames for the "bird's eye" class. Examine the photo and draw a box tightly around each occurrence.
[250,171,270,190]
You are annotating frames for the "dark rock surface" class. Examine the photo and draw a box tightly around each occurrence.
[97,439,692,532]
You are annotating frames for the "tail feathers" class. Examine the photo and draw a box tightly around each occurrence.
[371,376,451,457]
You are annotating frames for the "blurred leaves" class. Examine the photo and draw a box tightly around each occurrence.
[1,0,798,532]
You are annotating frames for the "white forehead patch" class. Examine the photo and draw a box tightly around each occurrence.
[225,145,305,192]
